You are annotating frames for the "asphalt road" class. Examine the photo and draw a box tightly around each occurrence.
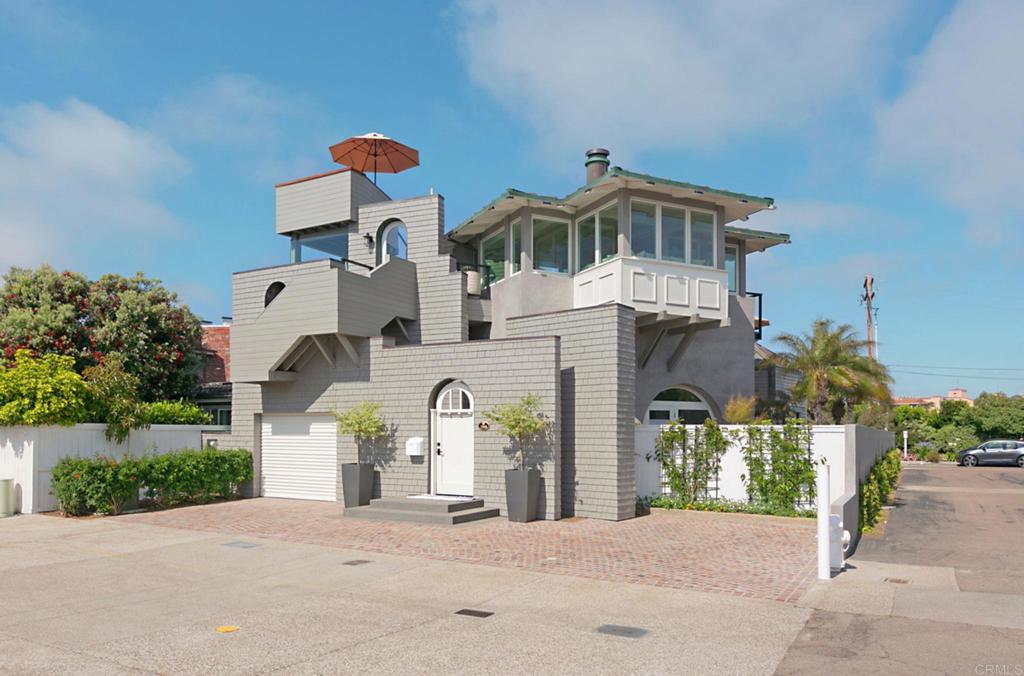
[857,463,1024,595]
[777,462,1024,675]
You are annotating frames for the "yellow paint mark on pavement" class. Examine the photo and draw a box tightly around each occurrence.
[216,626,240,633]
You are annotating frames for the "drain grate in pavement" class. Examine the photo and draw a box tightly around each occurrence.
[884,577,910,584]
[455,609,494,618]
[222,541,260,549]
[342,559,372,566]
[596,624,648,638]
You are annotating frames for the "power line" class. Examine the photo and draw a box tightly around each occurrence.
[890,369,1024,382]
[888,364,1024,372]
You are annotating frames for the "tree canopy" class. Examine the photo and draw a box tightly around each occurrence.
[772,319,892,424]
[0,265,202,401]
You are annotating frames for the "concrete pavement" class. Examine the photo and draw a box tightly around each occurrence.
[3,463,1023,674]
[1,514,810,675]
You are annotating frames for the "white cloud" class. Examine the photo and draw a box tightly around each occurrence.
[0,99,188,272]
[150,73,312,147]
[0,0,92,45]
[876,0,1024,246]
[457,0,906,165]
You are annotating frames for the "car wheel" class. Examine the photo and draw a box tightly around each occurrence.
[1017,455,1024,468]
[963,455,978,467]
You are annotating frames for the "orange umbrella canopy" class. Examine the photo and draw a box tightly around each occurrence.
[329,132,419,181]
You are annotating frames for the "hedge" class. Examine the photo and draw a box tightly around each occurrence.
[51,448,252,516]
[859,449,902,532]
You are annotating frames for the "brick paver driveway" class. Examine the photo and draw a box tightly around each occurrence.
[119,498,815,603]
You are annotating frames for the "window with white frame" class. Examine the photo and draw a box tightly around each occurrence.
[629,199,717,268]
[576,201,619,272]
[630,201,657,259]
[725,245,738,293]
[532,217,570,274]
[510,220,522,274]
[599,203,619,263]
[481,229,506,285]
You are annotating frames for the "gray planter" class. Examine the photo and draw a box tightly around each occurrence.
[341,463,374,508]
[504,468,540,522]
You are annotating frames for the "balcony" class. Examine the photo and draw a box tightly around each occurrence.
[231,258,417,383]
[573,256,729,322]
[275,168,389,235]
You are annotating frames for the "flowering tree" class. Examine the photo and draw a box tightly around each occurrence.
[0,265,202,400]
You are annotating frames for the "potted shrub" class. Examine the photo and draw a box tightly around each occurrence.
[333,401,385,508]
[484,394,548,522]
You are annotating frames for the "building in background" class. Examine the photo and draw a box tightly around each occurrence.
[196,320,232,425]
[893,388,973,411]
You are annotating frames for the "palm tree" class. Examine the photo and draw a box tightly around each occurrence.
[773,319,892,424]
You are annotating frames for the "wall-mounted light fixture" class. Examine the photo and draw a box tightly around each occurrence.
[363,233,374,248]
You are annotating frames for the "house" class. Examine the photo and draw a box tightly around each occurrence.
[224,145,789,521]
[894,388,973,411]
[195,321,232,426]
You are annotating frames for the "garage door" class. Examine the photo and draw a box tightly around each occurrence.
[260,414,337,501]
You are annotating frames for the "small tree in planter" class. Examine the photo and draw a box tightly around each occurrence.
[333,401,386,507]
[484,393,549,522]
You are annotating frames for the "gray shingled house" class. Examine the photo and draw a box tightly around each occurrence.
[226,148,789,521]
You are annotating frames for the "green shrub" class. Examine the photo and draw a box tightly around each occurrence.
[50,448,251,516]
[51,454,142,515]
[0,349,88,426]
[143,400,213,425]
[924,449,941,463]
[647,495,815,519]
[738,420,816,512]
[140,448,252,507]
[654,419,728,503]
[859,449,901,532]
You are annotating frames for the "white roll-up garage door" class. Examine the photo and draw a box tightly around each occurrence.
[260,414,338,501]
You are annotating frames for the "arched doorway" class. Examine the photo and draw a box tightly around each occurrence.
[378,220,408,264]
[644,387,715,424]
[430,381,475,496]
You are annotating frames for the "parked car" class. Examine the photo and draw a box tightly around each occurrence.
[957,440,1024,467]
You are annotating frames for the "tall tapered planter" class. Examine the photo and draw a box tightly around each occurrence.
[504,468,540,522]
[341,463,374,508]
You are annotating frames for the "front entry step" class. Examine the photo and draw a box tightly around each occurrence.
[342,496,500,525]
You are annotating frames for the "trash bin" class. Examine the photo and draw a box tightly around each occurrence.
[0,478,14,518]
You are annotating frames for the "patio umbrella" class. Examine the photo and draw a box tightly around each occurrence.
[329,132,419,184]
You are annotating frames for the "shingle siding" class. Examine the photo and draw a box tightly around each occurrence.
[228,335,562,519]
[506,304,636,521]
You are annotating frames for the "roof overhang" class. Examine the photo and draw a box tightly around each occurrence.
[449,167,776,244]
[724,225,791,252]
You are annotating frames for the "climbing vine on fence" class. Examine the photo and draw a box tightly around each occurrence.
[738,420,816,511]
[653,419,728,504]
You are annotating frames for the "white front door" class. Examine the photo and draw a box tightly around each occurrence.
[432,382,475,496]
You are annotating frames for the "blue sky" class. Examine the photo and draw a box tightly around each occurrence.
[2,0,1022,397]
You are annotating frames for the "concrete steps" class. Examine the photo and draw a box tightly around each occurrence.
[342,496,501,525]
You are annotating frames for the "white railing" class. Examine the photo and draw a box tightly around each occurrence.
[573,256,728,321]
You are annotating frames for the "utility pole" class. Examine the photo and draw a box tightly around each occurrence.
[861,275,876,360]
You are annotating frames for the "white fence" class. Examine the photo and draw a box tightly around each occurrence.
[635,424,893,551]
[0,424,230,514]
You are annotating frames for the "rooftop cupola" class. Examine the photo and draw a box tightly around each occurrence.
[585,148,610,183]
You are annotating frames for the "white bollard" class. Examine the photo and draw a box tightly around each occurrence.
[829,515,844,571]
[816,463,831,581]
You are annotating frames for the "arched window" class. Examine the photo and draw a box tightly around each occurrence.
[379,220,408,264]
[264,282,286,307]
[645,387,714,424]
[437,382,474,414]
